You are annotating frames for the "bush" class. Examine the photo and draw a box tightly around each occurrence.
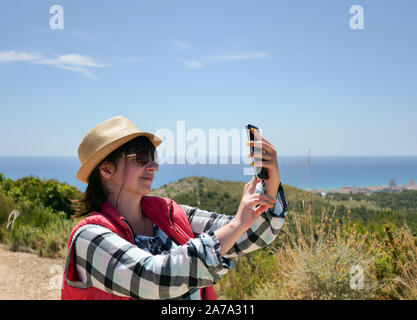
[0,175,81,258]
[0,175,82,218]
[6,203,77,257]
[216,248,280,299]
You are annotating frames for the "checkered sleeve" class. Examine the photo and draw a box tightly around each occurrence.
[179,181,289,258]
[72,224,230,300]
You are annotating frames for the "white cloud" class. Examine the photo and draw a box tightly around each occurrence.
[171,40,194,52]
[35,53,108,68]
[164,38,272,69]
[183,60,206,69]
[164,39,194,52]
[0,51,108,79]
[182,51,272,69]
[208,52,272,62]
[0,50,41,63]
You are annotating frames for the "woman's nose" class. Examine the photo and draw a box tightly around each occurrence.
[146,160,159,171]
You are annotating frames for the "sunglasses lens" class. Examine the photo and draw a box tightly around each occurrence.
[134,150,158,167]
[135,154,149,166]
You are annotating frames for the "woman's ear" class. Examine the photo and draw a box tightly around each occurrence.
[98,162,115,180]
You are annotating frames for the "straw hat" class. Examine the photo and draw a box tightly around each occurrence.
[76,115,162,184]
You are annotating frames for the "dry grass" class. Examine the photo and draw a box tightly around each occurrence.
[253,208,383,299]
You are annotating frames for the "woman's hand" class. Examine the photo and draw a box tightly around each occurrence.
[214,175,276,255]
[233,175,277,231]
[246,128,281,199]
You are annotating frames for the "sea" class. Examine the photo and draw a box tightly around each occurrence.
[0,156,416,193]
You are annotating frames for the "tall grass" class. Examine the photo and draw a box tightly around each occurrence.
[251,210,383,299]
[382,224,417,299]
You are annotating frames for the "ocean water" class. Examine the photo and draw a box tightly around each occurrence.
[0,156,416,193]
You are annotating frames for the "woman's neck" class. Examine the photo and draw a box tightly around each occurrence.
[108,192,144,227]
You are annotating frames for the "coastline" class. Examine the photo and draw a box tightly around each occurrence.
[312,183,417,196]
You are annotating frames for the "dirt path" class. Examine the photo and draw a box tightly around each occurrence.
[0,244,65,300]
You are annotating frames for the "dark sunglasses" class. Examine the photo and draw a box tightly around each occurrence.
[122,149,159,167]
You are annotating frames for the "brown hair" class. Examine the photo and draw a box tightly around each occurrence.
[72,136,156,218]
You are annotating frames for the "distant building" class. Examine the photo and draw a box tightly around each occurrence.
[389,179,396,187]
[409,178,415,186]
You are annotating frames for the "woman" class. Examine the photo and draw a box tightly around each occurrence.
[61,115,288,300]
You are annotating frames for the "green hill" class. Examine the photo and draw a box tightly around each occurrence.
[151,176,417,233]
[150,175,321,214]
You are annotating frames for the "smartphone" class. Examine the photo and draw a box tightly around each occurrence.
[246,124,269,180]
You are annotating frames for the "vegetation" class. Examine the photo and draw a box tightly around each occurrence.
[0,173,82,257]
[1,172,417,299]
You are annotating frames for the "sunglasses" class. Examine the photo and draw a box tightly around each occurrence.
[122,149,159,167]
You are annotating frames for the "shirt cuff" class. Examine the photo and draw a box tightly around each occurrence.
[199,231,234,277]
[256,181,289,219]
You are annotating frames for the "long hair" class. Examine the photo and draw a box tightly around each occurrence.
[72,136,156,218]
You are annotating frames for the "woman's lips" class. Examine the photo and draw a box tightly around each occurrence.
[141,176,153,181]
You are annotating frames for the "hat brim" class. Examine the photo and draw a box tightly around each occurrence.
[76,132,162,184]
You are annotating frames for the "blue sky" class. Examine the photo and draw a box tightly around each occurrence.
[0,0,416,158]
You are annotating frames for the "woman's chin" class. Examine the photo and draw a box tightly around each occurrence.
[137,182,152,194]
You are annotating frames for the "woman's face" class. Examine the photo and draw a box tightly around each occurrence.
[101,151,158,198]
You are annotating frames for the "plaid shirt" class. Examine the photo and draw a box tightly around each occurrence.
[71,181,288,300]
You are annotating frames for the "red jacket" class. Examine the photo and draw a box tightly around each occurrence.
[61,196,216,300]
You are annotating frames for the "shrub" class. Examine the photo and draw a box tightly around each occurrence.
[0,175,81,258]
[0,175,82,217]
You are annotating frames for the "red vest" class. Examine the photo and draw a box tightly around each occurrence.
[61,196,217,300]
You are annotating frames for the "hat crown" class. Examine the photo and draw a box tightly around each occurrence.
[78,116,138,164]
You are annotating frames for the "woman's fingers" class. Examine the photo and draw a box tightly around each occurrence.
[248,153,274,161]
[248,152,274,161]
[253,204,270,216]
[245,175,261,193]
[251,159,275,169]
[249,193,276,205]
[246,140,276,154]
[250,128,272,146]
